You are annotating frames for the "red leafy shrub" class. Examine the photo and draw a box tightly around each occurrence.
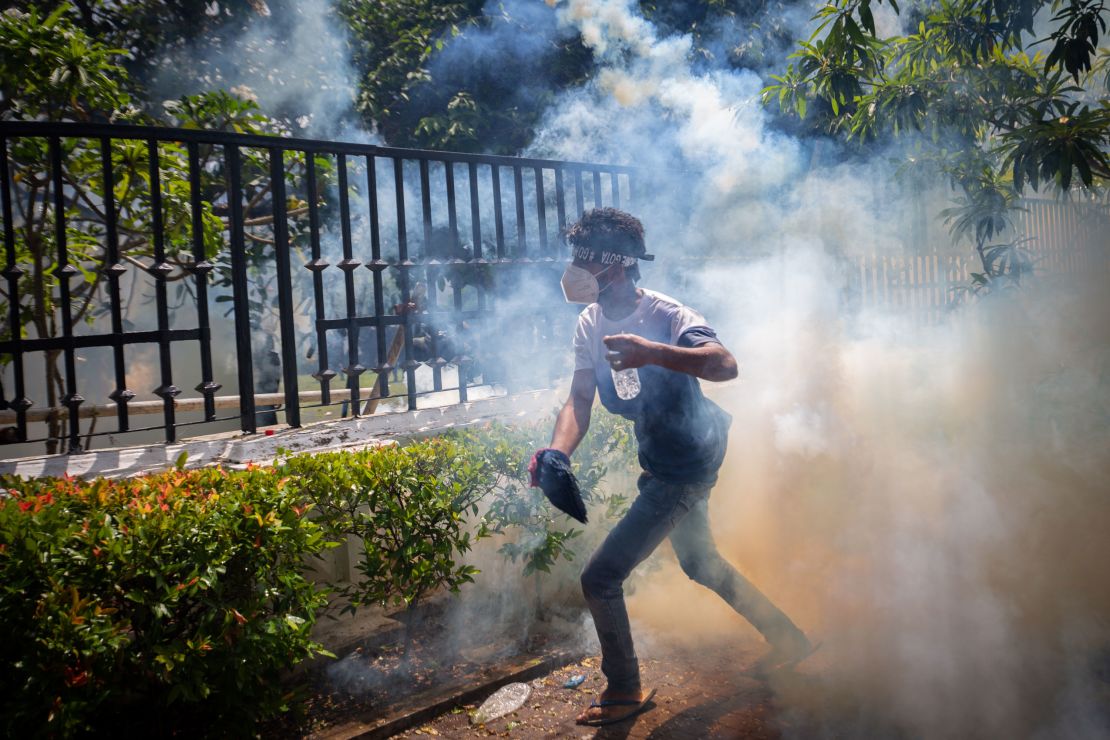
[0,466,332,736]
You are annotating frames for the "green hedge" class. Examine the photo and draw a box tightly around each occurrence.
[283,437,498,615]
[0,419,636,735]
[0,465,332,736]
[444,413,635,577]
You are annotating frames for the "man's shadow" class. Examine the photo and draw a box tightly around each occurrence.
[595,722,637,739]
[643,690,764,739]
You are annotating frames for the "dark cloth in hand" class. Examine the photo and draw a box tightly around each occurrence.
[528,448,588,524]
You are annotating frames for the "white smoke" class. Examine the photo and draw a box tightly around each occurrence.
[514,2,1110,738]
[53,2,1106,734]
[133,1,1109,733]
[151,0,370,140]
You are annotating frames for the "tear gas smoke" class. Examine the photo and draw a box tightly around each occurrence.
[150,0,367,140]
[525,2,1110,737]
[630,253,1110,738]
[144,1,1108,734]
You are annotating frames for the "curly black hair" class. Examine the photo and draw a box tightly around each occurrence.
[565,207,646,257]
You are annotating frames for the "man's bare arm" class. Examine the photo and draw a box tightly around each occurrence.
[550,369,597,456]
[603,334,738,382]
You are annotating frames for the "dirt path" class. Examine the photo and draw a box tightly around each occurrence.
[390,637,817,739]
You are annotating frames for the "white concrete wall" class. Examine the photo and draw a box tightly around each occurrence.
[0,388,561,480]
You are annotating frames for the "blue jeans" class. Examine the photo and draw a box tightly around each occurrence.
[581,472,806,693]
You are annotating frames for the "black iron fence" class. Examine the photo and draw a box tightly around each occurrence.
[0,122,635,453]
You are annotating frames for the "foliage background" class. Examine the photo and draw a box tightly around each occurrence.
[3,0,1104,292]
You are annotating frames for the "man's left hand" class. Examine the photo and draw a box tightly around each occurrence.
[603,333,658,370]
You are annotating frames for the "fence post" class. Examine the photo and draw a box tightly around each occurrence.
[394,157,418,411]
[49,137,84,452]
[147,139,181,442]
[1,136,29,442]
[269,147,300,427]
[224,144,256,433]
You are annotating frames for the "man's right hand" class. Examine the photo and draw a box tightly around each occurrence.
[528,448,587,523]
[529,448,549,487]
[530,447,571,487]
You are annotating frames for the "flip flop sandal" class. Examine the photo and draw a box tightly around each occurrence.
[577,687,658,727]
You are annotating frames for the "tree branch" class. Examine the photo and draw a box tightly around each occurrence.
[242,205,309,226]
[244,232,275,245]
[244,181,273,215]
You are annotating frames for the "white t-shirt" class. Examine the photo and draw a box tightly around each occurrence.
[571,289,731,484]
[573,290,717,372]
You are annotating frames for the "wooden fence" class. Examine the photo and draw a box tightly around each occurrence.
[1014,198,1108,275]
[851,198,1109,323]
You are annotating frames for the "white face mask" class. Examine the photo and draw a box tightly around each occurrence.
[560,263,616,304]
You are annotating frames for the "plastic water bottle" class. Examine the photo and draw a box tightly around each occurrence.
[612,367,641,400]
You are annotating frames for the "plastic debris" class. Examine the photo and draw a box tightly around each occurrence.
[470,682,532,725]
[563,674,586,689]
